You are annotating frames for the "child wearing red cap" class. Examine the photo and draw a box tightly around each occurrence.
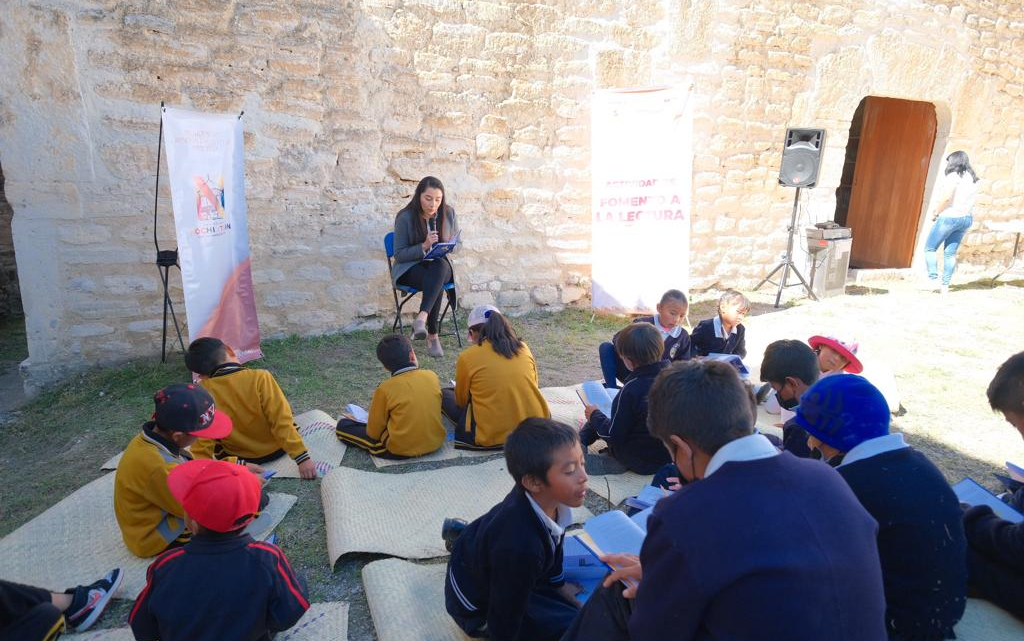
[795,374,967,640]
[129,459,309,641]
[114,384,234,557]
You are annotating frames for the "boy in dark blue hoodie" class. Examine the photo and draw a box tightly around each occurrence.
[796,374,967,640]
[581,323,671,474]
[962,351,1024,619]
[444,418,588,641]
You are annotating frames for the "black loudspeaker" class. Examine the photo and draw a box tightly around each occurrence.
[779,128,826,188]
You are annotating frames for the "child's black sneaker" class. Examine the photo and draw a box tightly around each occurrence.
[65,567,124,632]
[442,518,468,552]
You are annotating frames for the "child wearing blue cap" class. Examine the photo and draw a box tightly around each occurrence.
[795,374,967,640]
[962,351,1024,619]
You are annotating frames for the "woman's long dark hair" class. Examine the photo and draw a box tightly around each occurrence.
[945,151,978,183]
[477,311,524,359]
[405,176,448,240]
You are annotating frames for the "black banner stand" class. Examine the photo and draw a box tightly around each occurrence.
[152,102,186,363]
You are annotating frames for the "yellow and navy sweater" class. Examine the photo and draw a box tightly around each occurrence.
[454,340,550,447]
[364,366,445,457]
[114,425,191,558]
[192,365,310,465]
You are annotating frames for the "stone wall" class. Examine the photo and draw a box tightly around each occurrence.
[1,0,1022,391]
[0,165,20,317]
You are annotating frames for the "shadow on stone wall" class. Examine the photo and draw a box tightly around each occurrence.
[0,163,22,317]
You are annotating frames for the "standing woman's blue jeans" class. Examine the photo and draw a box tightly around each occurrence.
[924,215,972,285]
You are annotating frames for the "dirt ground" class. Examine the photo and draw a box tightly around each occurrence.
[0,277,1022,639]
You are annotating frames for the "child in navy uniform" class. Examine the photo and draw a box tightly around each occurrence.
[129,459,309,641]
[598,289,689,389]
[962,351,1024,619]
[563,360,887,641]
[444,418,587,641]
[759,339,820,457]
[689,289,749,358]
[795,374,967,640]
[581,323,671,474]
[0,569,123,639]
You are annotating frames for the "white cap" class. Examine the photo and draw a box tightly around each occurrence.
[467,304,500,328]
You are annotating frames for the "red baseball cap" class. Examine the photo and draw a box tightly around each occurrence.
[168,459,262,533]
[152,383,232,439]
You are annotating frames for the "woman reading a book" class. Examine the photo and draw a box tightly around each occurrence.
[392,176,461,357]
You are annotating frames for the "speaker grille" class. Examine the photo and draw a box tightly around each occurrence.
[779,128,826,188]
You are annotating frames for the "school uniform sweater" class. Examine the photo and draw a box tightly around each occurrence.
[446,487,568,641]
[192,365,309,465]
[782,416,812,457]
[837,442,967,639]
[689,316,747,358]
[129,532,309,641]
[454,340,550,447]
[615,315,692,362]
[631,452,887,641]
[364,366,445,457]
[586,360,671,474]
[113,425,191,557]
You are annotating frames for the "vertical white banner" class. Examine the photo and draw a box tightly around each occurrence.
[591,87,693,312]
[163,107,262,362]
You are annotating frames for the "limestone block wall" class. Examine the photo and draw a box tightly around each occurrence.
[1,0,1022,390]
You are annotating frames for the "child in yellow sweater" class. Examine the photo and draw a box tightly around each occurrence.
[185,337,317,480]
[336,334,446,458]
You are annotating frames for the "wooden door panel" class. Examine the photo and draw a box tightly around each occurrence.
[846,97,937,268]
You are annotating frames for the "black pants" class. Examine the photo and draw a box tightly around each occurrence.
[212,443,286,465]
[966,546,1024,619]
[441,389,503,452]
[0,580,64,641]
[560,581,632,641]
[335,418,409,459]
[398,259,453,334]
[445,575,578,641]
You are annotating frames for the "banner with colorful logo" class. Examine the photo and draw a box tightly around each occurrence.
[163,107,262,362]
[590,86,693,312]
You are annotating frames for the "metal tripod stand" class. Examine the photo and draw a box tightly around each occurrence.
[152,102,186,362]
[754,187,818,308]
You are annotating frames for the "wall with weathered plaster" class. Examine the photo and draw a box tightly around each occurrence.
[1,0,1022,391]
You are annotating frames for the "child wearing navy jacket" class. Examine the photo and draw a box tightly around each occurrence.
[962,351,1024,619]
[444,418,588,641]
[795,374,967,640]
[759,339,820,457]
[130,459,309,641]
[689,289,749,358]
[598,289,689,388]
[581,323,671,474]
[562,360,887,641]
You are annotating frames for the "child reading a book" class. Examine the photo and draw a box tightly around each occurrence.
[442,305,550,450]
[580,323,671,474]
[185,337,317,480]
[597,289,690,388]
[562,360,887,641]
[114,384,234,557]
[129,459,309,641]
[795,374,967,639]
[689,289,749,359]
[335,334,445,458]
[759,339,820,457]
[443,418,587,641]
[962,351,1024,618]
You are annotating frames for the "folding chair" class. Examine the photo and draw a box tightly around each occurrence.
[384,232,462,347]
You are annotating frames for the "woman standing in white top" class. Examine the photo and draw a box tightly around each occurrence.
[923,151,979,291]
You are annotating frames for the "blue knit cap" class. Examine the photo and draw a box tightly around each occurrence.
[794,374,890,452]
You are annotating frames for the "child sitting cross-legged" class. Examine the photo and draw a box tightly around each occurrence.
[114,384,235,557]
[185,337,317,480]
[962,350,1024,619]
[443,418,588,641]
[689,289,749,358]
[130,459,309,641]
[335,334,446,459]
[598,289,690,389]
[581,323,672,475]
[795,374,967,639]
